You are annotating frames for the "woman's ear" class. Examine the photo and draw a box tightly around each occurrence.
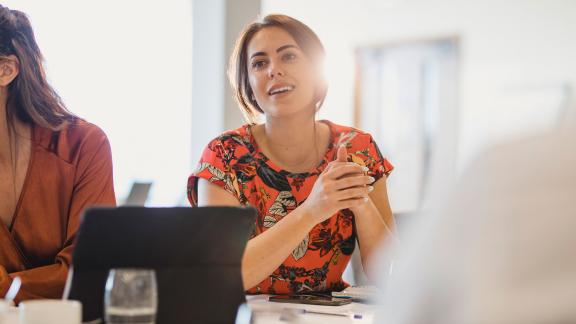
[0,55,19,87]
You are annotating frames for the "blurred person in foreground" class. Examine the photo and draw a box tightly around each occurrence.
[376,114,576,323]
[0,5,115,302]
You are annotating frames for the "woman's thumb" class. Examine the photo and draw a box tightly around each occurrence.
[336,144,348,162]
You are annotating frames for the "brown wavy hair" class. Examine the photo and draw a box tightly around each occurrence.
[0,5,75,131]
[229,14,327,124]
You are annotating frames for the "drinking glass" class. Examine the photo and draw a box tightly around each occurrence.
[104,268,157,324]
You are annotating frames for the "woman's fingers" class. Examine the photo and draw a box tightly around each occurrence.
[324,162,367,179]
[336,197,369,210]
[336,144,348,163]
[334,175,375,190]
[334,185,373,201]
[308,160,373,220]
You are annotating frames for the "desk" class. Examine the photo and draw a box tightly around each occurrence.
[246,295,376,324]
[1,296,377,324]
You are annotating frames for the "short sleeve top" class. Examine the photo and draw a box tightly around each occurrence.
[188,120,393,294]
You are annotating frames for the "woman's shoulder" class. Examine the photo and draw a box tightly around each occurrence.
[66,119,109,143]
[325,120,391,175]
[205,124,254,151]
[34,119,111,164]
[324,120,376,147]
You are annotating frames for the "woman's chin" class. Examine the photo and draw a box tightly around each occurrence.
[263,103,316,119]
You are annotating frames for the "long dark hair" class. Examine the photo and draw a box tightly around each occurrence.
[0,5,75,131]
[229,14,327,124]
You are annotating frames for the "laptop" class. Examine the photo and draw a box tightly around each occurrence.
[122,181,153,206]
[64,206,256,324]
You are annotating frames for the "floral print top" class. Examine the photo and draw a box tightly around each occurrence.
[187,120,393,294]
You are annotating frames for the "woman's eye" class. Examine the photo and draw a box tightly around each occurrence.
[282,53,297,61]
[252,60,267,69]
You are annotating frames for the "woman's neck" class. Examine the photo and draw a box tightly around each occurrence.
[255,113,329,173]
[0,92,30,164]
[0,91,10,164]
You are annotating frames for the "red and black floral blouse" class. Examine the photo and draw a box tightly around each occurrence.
[188,120,393,294]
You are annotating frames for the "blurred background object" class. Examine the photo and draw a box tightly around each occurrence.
[121,182,153,207]
[377,123,576,324]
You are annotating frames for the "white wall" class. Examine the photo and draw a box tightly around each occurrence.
[190,0,261,171]
[191,0,226,177]
[263,0,576,166]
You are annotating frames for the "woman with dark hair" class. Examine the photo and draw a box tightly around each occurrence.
[0,5,115,301]
[188,14,395,294]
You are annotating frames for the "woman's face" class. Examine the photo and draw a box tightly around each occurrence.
[246,27,317,118]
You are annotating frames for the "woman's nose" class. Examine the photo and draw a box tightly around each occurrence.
[268,64,283,79]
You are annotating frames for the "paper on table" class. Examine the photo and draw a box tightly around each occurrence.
[332,286,380,301]
[246,295,375,323]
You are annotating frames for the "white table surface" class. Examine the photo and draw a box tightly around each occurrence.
[0,296,377,324]
[0,304,18,324]
[246,295,376,324]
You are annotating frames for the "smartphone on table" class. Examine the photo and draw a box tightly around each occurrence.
[268,294,352,306]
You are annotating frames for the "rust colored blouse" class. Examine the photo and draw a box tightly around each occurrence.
[188,120,393,294]
[0,120,116,302]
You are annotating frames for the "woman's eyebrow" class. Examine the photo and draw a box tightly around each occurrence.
[250,44,298,59]
[277,44,297,53]
[250,51,267,59]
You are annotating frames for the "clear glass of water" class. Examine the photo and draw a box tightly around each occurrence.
[104,268,157,324]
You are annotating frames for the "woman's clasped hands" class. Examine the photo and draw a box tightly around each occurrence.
[301,144,375,224]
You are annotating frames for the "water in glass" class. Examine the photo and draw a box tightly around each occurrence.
[104,269,157,324]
